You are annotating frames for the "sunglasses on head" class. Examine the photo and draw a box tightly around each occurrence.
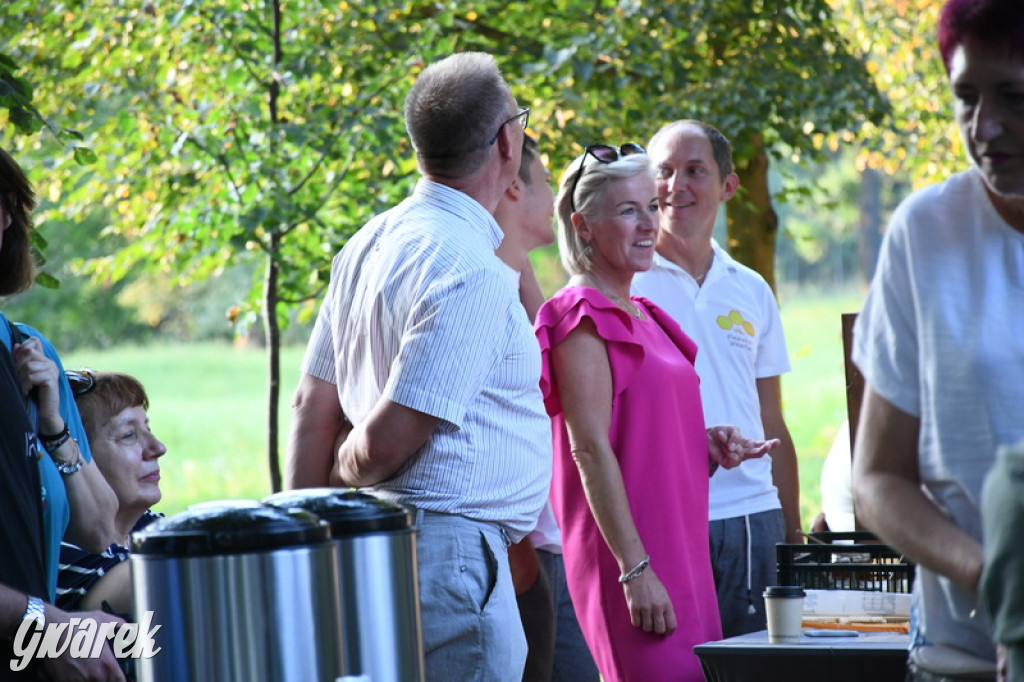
[569,143,646,213]
[66,369,96,397]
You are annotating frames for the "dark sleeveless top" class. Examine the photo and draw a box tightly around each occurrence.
[0,326,48,678]
[0,329,47,599]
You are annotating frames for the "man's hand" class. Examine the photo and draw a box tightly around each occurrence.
[507,538,541,596]
[707,425,781,471]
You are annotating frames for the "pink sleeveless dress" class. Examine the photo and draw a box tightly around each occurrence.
[535,286,721,682]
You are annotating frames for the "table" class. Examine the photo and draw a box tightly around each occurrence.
[694,629,908,682]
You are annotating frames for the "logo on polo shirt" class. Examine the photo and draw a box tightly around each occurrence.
[716,310,755,337]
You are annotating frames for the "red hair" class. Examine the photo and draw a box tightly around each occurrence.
[938,0,1024,73]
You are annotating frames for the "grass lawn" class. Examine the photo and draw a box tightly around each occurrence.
[61,285,866,529]
[61,342,307,515]
[776,285,866,529]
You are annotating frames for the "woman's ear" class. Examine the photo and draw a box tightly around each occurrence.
[571,211,592,241]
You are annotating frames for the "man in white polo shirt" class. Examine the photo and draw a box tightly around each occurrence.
[284,52,552,681]
[632,119,801,638]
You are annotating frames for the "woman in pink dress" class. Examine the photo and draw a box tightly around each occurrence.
[536,144,779,682]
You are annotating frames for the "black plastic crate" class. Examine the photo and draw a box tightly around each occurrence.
[776,531,914,593]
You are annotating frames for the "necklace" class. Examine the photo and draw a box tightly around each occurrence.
[693,249,714,286]
[583,275,645,320]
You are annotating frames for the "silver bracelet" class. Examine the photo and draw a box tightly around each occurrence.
[618,554,650,584]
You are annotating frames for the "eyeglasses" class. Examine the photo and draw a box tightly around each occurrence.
[66,369,96,397]
[568,143,647,213]
[484,106,530,147]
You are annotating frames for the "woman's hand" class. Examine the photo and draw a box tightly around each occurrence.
[11,335,121,551]
[622,568,677,636]
[11,336,63,432]
[707,425,781,471]
[38,605,126,682]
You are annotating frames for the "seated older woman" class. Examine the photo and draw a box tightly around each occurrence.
[536,144,778,682]
[56,370,166,615]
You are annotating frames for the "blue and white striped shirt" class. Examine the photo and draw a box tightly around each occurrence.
[303,179,552,540]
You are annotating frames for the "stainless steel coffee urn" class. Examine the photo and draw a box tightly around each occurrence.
[264,488,425,682]
[130,500,344,682]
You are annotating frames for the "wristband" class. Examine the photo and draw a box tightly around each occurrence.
[39,424,71,453]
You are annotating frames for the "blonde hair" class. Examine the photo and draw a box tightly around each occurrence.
[554,152,652,276]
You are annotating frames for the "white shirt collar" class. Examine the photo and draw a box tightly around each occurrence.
[413,178,504,250]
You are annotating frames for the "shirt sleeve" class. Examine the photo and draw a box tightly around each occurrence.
[56,541,129,611]
[753,281,791,379]
[535,289,655,417]
[56,511,160,611]
[301,256,340,385]
[852,205,920,417]
[384,267,512,429]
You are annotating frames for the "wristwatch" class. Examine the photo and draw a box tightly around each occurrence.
[15,596,45,635]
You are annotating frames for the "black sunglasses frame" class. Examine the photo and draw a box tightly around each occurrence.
[66,369,96,397]
[568,143,647,213]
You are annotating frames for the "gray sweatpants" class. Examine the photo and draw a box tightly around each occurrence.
[709,508,786,638]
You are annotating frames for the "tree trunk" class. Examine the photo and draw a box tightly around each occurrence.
[264,242,282,493]
[264,0,284,494]
[857,167,883,284]
[725,132,778,292]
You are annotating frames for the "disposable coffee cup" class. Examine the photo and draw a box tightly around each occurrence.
[764,585,805,643]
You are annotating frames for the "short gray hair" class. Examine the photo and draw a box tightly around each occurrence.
[404,52,512,179]
[555,152,653,276]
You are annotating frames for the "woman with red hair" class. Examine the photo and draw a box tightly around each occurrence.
[852,1,1024,680]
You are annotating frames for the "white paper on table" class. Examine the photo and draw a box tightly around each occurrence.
[802,590,910,617]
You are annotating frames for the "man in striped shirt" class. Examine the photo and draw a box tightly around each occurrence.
[285,52,552,681]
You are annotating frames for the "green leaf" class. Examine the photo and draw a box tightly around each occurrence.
[29,229,48,252]
[34,271,61,289]
[9,107,43,134]
[72,146,98,165]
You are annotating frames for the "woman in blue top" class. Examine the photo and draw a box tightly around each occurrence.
[1,146,118,597]
[1,147,123,678]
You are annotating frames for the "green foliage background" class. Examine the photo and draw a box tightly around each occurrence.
[2,0,896,316]
[1,0,957,485]
[0,0,953,332]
